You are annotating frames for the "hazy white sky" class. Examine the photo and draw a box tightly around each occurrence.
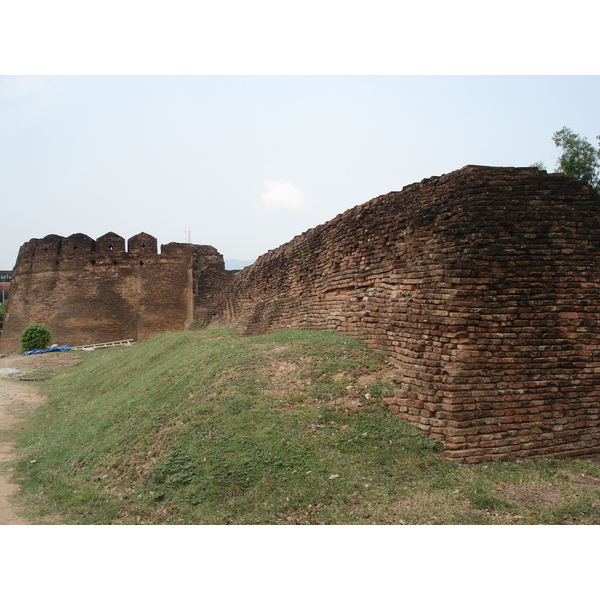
[1,3,599,271]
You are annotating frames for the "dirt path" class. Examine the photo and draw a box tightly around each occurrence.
[0,351,80,525]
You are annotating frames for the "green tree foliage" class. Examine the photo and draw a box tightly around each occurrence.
[20,324,52,353]
[552,127,600,191]
[0,300,6,330]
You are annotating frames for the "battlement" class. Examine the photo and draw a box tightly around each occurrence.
[2,232,228,354]
[15,232,186,261]
[12,232,223,274]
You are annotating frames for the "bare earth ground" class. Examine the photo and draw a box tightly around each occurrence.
[0,351,80,525]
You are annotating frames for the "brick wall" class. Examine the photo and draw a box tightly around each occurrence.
[0,232,227,352]
[222,166,600,462]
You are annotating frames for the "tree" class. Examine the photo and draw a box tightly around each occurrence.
[552,126,600,191]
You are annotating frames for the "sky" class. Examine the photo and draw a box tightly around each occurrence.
[2,74,599,270]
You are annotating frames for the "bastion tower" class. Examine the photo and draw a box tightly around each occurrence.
[0,232,232,353]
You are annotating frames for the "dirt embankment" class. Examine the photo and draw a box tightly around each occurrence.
[0,351,79,525]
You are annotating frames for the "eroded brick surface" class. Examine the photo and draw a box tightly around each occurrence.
[221,166,600,461]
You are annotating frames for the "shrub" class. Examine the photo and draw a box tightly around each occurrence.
[20,324,52,353]
[0,300,6,329]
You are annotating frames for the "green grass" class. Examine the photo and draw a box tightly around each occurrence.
[10,328,600,524]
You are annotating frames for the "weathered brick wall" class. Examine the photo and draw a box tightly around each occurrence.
[191,244,236,327]
[223,166,600,462]
[3,165,599,462]
[0,233,227,352]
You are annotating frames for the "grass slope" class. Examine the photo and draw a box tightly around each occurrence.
[11,328,600,524]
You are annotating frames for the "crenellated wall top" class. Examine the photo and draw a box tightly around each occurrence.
[14,232,193,261]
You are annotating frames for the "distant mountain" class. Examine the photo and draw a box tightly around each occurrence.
[224,258,255,271]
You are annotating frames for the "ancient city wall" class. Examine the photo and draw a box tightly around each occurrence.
[223,166,600,462]
[3,165,600,462]
[0,232,226,352]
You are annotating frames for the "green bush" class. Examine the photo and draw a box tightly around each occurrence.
[20,324,52,353]
[0,300,6,329]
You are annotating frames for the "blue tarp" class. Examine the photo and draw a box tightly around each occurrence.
[23,345,72,355]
